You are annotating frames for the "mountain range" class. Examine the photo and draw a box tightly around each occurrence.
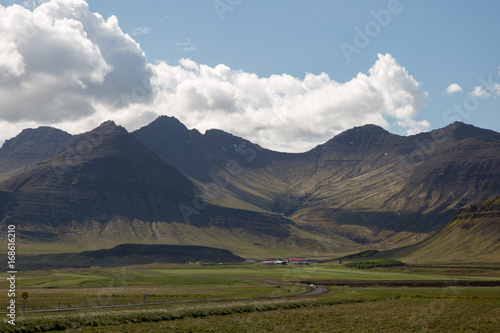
[132,117,500,245]
[1,116,499,260]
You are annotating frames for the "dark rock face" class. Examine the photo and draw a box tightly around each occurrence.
[0,121,292,243]
[134,118,500,235]
[132,116,290,183]
[1,121,196,227]
[0,127,73,178]
[0,118,499,248]
[196,206,292,238]
[133,116,214,182]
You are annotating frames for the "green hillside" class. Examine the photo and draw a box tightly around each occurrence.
[375,197,500,263]
[15,217,362,259]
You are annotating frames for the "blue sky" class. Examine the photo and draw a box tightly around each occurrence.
[0,0,499,151]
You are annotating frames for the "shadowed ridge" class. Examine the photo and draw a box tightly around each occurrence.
[0,126,73,178]
[438,121,500,142]
[0,120,196,229]
[133,116,212,181]
[132,116,289,182]
[328,124,393,143]
[0,120,297,250]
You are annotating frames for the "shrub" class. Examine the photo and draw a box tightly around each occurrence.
[344,259,406,269]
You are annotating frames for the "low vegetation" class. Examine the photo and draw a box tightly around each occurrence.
[344,259,407,269]
[0,263,498,332]
[2,286,499,332]
[0,295,388,332]
[340,250,378,260]
[373,196,500,263]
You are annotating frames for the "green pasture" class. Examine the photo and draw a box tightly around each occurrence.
[1,268,307,311]
[150,263,500,282]
[0,263,498,332]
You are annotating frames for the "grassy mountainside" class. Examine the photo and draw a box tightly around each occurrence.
[240,123,500,235]
[14,217,362,259]
[1,118,499,257]
[0,121,360,258]
[375,197,500,263]
[135,118,500,246]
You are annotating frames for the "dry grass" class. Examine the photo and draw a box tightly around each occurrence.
[55,297,500,333]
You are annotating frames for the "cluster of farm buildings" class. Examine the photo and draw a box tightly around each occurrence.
[261,258,312,265]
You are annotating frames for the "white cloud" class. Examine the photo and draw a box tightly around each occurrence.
[494,84,500,97]
[0,1,429,153]
[176,38,196,52]
[0,0,154,124]
[469,86,490,97]
[0,32,26,78]
[445,83,462,95]
[132,27,150,35]
[148,53,428,152]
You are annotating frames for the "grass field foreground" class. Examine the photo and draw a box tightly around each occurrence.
[0,263,498,332]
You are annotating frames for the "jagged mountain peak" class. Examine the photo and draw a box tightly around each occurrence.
[437,121,500,142]
[88,120,126,136]
[1,121,197,227]
[204,128,250,145]
[319,124,397,152]
[0,126,74,178]
[1,126,71,150]
[144,115,190,132]
[334,124,392,140]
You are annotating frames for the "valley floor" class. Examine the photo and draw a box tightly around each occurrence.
[0,263,498,332]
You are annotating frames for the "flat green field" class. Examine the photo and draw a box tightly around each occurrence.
[0,263,498,332]
[150,263,500,281]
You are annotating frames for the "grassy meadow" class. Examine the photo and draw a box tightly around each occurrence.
[0,263,498,332]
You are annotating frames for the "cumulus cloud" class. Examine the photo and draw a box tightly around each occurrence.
[446,83,462,95]
[469,86,490,97]
[0,1,429,153]
[148,53,428,151]
[0,0,154,124]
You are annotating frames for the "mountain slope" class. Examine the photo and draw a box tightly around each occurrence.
[0,121,345,257]
[375,197,500,263]
[0,127,73,179]
[2,118,499,255]
[132,116,295,212]
[134,118,500,245]
[281,122,500,235]
[0,121,195,231]
[132,116,290,182]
